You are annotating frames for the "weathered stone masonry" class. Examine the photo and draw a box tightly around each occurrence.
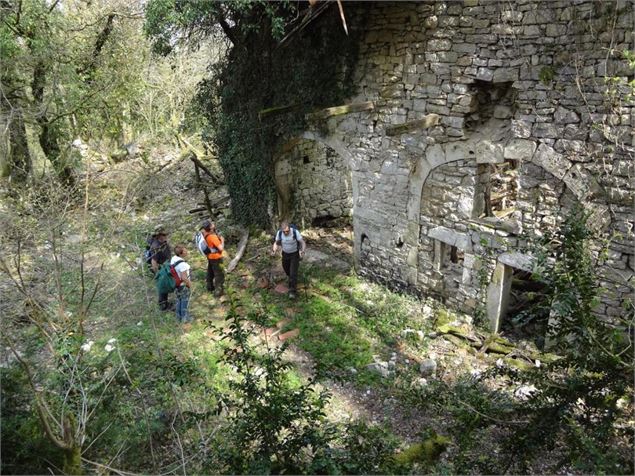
[275,1,634,327]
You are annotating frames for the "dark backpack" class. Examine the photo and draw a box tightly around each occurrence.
[144,234,155,265]
[155,260,184,294]
[274,224,300,243]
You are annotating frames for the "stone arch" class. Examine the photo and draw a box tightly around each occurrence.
[404,135,610,286]
[273,133,356,231]
[404,141,477,285]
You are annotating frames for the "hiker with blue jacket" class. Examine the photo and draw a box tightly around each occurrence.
[272,221,306,299]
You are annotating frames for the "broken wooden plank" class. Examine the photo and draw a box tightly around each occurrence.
[309,101,375,120]
[385,114,440,136]
[227,229,249,273]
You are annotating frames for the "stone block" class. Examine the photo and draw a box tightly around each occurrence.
[428,39,452,51]
[424,15,438,29]
[493,105,513,118]
[493,68,519,82]
[487,262,513,333]
[563,164,604,201]
[475,140,504,163]
[498,252,533,272]
[532,123,560,139]
[511,119,532,138]
[476,67,494,81]
[554,106,580,124]
[504,139,537,160]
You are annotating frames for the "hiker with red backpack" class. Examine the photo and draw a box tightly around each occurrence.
[155,244,192,322]
[272,221,306,299]
[171,245,192,323]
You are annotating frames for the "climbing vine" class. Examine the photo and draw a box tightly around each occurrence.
[195,4,365,226]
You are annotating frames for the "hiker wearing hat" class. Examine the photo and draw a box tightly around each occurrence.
[149,225,173,310]
[200,220,225,297]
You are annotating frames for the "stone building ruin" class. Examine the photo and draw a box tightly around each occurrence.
[273,1,634,334]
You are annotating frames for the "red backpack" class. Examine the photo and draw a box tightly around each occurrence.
[169,260,184,288]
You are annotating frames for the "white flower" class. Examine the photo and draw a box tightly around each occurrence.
[107,338,117,344]
[104,344,115,353]
[137,321,143,326]
[470,369,482,378]
[535,359,541,368]
[81,340,94,352]
[496,358,505,368]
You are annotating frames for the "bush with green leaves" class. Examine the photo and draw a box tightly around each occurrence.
[440,208,634,474]
[210,304,335,474]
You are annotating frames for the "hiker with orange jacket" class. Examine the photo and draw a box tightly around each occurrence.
[201,220,225,297]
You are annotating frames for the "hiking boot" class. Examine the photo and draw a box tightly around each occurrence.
[214,287,224,298]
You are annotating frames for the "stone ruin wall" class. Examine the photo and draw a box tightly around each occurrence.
[279,0,635,325]
[274,139,353,229]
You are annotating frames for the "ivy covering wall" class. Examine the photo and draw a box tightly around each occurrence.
[196,5,364,226]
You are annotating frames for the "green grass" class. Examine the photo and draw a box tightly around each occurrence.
[3,196,438,473]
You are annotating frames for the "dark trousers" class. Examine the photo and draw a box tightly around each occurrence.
[282,251,300,292]
[158,292,169,310]
[207,258,225,293]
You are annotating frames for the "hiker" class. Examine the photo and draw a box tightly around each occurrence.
[149,226,172,311]
[272,221,306,299]
[171,245,192,323]
[200,220,225,297]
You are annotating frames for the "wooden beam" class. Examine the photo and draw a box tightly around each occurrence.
[227,229,249,273]
[385,114,440,136]
[258,104,304,120]
[309,101,375,120]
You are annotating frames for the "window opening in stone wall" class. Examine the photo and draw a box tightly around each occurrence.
[465,81,515,131]
[502,269,549,349]
[488,159,519,218]
[449,245,464,265]
[473,160,519,220]
[435,240,464,270]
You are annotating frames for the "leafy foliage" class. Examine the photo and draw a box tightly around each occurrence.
[424,208,634,474]
[211,303,336,473]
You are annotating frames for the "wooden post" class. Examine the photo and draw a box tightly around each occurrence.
[193,159,213,217]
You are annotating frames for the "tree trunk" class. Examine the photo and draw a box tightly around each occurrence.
[63,446,82,475]
[6,107,31,182]
[32,61,74,187]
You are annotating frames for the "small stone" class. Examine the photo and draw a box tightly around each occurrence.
[419,358,437,377]
[412,377,428,390]
[367,362,391,378]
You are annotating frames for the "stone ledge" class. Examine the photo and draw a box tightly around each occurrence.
[428,226,472,251]
[498,252,534,272]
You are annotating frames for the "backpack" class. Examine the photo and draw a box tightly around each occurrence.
[144,234,155,265]
[274,224,300,243]
[155,260,184,294]
[195,231,220,256]
[195,231,212,256]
